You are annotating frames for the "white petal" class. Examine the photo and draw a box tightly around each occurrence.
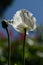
[28,11,33,18]
[32,16,36,22]
[30,16,36,31]
[21,9,33,18]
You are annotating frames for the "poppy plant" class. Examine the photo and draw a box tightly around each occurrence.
[2,9,36,65]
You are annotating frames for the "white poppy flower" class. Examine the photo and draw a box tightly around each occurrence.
[5,9,36,33]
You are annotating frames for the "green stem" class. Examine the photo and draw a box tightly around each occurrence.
[23,28,26,65]
[6,28,11,65]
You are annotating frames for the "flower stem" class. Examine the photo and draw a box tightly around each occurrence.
[1,21,11,65]
[23,28,26,65]
[6,28,11,65]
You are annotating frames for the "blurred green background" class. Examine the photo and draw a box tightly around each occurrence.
[0,25,43,65]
